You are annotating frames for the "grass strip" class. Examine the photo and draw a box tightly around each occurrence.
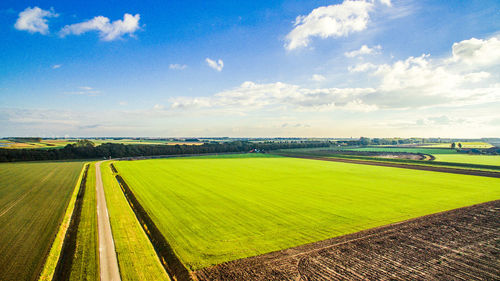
[68,163,99,281]
[100,161,170,281]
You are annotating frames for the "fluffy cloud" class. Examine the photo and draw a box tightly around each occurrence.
[14,7,58,34]
[170,81,376,112]
[284,0,391,50]
[172,34,500,114]
[344,44,381,57]
[206,58,224,71]
[169,64,187,70]
[52,64,62,69]
[60,13,140,41]
[451,36,500,67]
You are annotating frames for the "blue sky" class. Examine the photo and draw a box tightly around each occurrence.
[1,0,500,137]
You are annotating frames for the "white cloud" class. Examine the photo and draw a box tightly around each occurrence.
[52,64,62,69]
[206,58,224,71]
[170,81,376,112]
[451,36,500,67]
[14,7,58,34]
[344,44,381,57]
[311,74,326,81]
[169,64,187,70]
[348,62,377,72]
[60,13,140,41]
[153,104,164,110]
[284,0,391,50]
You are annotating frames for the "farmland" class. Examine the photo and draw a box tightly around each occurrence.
[433,154,500,166]
[114,155,500,270]
[0,138,204,149]
[0,161,84,281]
[68,163,99,281]
[337,147,458,155]
[99,162,170,281]
[422,142,494,148]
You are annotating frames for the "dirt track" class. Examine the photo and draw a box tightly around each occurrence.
[96,162,121,281]
[289,155,500,178]
[195,200,500,280]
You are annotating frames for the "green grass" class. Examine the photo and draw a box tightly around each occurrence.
[339,147,458,154]
[433,154,500,166]
[69,163,99,281]
[100,162,170,281]
[422,142,493,148]
[115,157,500,270]
[0,161,84,281]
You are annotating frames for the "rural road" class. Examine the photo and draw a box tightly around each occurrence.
[95,161,121,281]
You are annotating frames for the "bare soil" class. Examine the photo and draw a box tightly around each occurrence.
[195,200,500,281]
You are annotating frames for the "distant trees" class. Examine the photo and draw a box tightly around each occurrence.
[458,143,462,149]
[0,141,331,162]
[359,137,371,146]
[451,142,456,149]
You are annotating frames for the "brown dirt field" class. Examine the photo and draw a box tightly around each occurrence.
[290,155,500,178]
[195,200,500,281]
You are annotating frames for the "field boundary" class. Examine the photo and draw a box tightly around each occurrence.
[280,155,500,178]
[111,163,194,281]
[52,164,89,280]
[195,200,500,280]
[38,163,88,281]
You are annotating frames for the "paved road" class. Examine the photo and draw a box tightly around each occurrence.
[95,161,121,281]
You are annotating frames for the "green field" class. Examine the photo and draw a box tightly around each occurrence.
[339,147,458,154]
[114,156,500,270]
[0,161,84,281]
[422,142,493,148]
[69,163,99,281]
[100,162,170,281]
[433,154,500,166]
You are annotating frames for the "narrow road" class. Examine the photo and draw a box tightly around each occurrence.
[95,161,121,281]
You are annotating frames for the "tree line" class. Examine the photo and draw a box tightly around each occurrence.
[0,141,331,162]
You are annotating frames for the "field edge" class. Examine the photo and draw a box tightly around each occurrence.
[38,163,88,281]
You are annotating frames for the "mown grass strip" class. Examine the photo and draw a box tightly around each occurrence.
[100,161,170,281]
[38,163,87,281]
[52,164,89,280]
[68,163,99,281]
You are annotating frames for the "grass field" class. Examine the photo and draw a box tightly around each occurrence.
[0,161,84,281]
[69,163,99,281]
[338,147,458,154]
[422,142,493,148]
[114,156,500,270]
[433,154,500,166]
[100,162,170,281]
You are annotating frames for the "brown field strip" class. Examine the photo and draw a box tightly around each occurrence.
[195,200,500,280]
[286,155,500,178]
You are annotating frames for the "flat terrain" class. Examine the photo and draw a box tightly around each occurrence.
[69,163,99,281]
[434,154,500,166]
[0,161,84,281]
[339,147,458,154]
[422,142,494,148]
[114,155,500,270]
[100,162,170,281]
[196,200,500,280]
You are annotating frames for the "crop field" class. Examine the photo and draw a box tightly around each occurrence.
[422,142,494,148]
[0,161,84,281]
[114,155,500,270]
[100,162,170,281]
[338,147,458,155]
[68,163,99,281]
[433,154,500,166]
[0,138,204,149]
